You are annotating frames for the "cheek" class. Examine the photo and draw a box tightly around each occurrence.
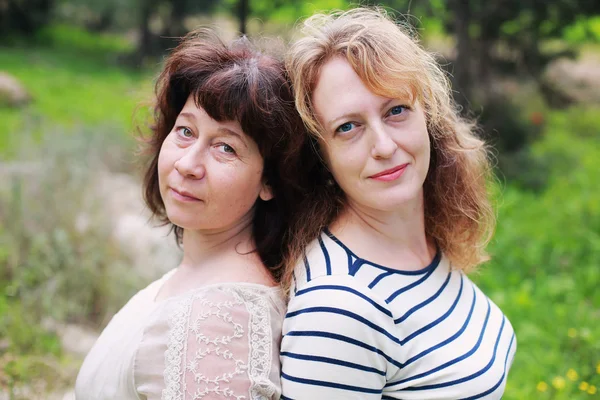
[321,144,345,180]
[412,130,431,182]
[211,163,264,209]
[325,144,365,191]
[403,118,430,163]
[419,130,431,164]
[157,142,172,186]
[415,114,431,155]
[415,131,430,155]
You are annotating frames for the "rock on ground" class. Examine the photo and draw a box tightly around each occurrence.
[542,55,600,106]
[0,72,31,107]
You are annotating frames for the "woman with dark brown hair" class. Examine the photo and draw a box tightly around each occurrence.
[75,29,308,399]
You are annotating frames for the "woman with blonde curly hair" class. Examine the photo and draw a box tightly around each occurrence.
[280,8,516,399]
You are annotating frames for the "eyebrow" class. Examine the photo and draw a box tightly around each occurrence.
[328,112,359,128]
[178,111,197,121]
[178,112,246,141]
[327,98,397,127]
[217,127,245,142]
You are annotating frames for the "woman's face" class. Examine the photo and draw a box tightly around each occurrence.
[312,57,430,212]
[158,95,272,232]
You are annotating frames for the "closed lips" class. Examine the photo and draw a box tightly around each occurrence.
[369,164,408,179]
[171,187,200,200]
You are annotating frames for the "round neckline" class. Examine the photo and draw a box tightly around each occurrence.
[323,227,441,275]
[152,269,282,304]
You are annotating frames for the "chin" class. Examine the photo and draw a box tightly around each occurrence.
[164,210,198,231]
[369,188,423,211]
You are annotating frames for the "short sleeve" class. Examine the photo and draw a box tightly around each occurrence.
[280,275,391,399]
[162,286,282,400]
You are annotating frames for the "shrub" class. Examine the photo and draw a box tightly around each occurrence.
[474,106,600,399]
[0,124,146,391]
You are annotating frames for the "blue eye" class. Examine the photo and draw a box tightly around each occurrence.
[389,105,406,116]
[336,122,356,133]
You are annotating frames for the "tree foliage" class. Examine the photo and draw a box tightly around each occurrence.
[444,0,600,102]
[0,0,54,36]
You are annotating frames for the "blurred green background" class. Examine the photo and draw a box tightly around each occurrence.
[1,0,599,398]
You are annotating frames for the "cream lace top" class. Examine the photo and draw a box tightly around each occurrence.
[75,269,285,400]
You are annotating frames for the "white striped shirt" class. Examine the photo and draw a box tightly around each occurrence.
[281,229,516,399]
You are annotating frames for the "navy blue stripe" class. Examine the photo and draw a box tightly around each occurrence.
[324,229,441,275]
[294,284,392,318]
[304,254,311,282]
[280,396,295,400]
[394,271,452,324]
[286,306,402,346]
[318,235,332,275]
[281,351,386,376]
[349,258,364,276]
[399,275,464,343]
[504,332,516,367]
[283,330,404,369]
[462,332,516,400]
[289,278,464,346]
[347,252,354,273]
[385,259,438,303]
[403,315,506,391]
[369,271,394,289]
[292,271,297,294]
[281,372,383,394]
[385,296,490,388]
[399,285,477,369]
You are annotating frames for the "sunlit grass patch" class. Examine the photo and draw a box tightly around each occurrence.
[0,24,155,158]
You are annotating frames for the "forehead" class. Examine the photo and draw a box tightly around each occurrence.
[179,95,244,135]
[316,57,372,93]
[313,58,386,114]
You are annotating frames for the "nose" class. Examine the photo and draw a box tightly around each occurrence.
[173,144,206,180]
[370,123,398,159]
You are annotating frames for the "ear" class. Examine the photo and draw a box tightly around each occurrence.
[259,181,274,201]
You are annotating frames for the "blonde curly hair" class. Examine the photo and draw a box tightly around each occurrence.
[282,7,495,288]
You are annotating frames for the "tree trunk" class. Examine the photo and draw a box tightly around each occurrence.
[238,0,249,35]
[477,37,493,101]
[168,0,187,37]
[137,0,153,66]
[1,0,53,36]
[451,0,472,111]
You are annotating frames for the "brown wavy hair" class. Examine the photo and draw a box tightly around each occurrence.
[282,7,495,287]
[140,29,311,280]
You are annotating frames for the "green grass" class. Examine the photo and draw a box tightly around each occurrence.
[0,25,155,392]
[0,25,154,158]
[473,107,600,399]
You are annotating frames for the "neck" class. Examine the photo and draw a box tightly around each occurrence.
[334,190,435,265]
[180,211,256,268]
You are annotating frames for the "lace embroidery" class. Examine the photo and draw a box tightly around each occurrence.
[163,293,190,400]
[238,288,275,399]
[162,286,277,400]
